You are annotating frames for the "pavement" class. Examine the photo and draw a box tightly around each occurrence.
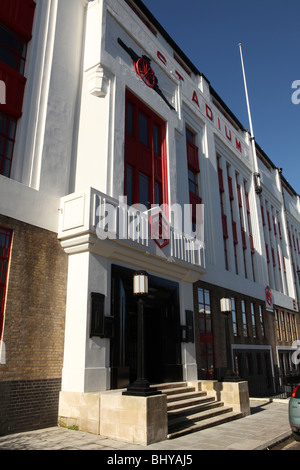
[0,399,292,452]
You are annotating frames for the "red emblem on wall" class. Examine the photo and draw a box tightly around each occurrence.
[265,285,272,306]
[134,57,155,88]
[118,37,175,110]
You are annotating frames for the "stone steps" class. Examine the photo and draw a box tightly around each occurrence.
[152,382,243,439]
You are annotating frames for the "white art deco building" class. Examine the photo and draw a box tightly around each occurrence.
[0,0,299,436]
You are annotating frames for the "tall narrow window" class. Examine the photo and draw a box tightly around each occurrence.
[231,297,238,336]
[250,303,257,338]
[258,305,265,339]
[124,90,167,210]
[0,227,12,339]
[197,288,214,379]
[241,300,248,337]
[218,157,229,270]
[186,128,201,233]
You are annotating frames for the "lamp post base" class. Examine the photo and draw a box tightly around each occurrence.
[221,371,243,382]
[122,378,161,397]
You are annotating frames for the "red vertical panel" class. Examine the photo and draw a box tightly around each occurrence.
[0,62,26,118]
[228,176,234,200]
[222,213,228,239]
[0,0,36,40]
[186,140,199,172]
[218,167,224,193]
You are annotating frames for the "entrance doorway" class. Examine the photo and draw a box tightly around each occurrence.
[110,265,182,388]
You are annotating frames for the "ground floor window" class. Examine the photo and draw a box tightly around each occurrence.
[197,287,214,379]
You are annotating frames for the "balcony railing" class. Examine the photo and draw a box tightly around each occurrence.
[59,188,205,271]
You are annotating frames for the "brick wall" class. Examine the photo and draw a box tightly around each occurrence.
[0,215,68,435]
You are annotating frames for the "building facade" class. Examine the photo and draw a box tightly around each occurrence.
[0,0,299,435]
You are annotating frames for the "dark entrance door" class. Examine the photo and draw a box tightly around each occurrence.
[110,265,182,389]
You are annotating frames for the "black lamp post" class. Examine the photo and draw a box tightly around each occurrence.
[220,297,241,382]
[123,271,160,396]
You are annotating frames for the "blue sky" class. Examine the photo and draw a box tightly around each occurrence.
[141,0,300,194]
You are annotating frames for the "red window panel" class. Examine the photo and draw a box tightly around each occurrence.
[261,205,265,226]
[245,191,250,213]
[222,213,228,239]
[0,62,26,118]
[0,227,12,340]
[249,233,255,254]
[232,221,238,244]
[227,176,234,200]
[124,90,168,209]
[265,243,270,263]
[288,230,292,246]
[189,191,202,223]
[186,139,199,172]
[293,235,296,251]
[271,247,276,267]
[267,211,271,231]
[0,0,36,41]
[237,184,242,207]
[241,227,247,250]
[297,238,300,254]
[218,167,224,193]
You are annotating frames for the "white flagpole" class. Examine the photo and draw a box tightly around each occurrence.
[238,43,262,194]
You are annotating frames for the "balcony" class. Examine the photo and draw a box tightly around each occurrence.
[58,188,205,281]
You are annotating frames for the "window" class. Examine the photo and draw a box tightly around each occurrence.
[0,112,17,177]
[231,297,238,336]
[0,227,12,339]
[197,288,214,379]
[124,90,167,210]
[258,305,265,338]
[241,300,248,337]
[250,303,257,338]
[186,128,201,232]
[0,23,27,74]
[0,2,36,177]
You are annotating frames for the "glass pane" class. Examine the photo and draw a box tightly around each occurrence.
[0,43,15,68]
[198,288,204,304]
[139,172,149,209]
[2,158,11,177]
[139,112,148,147]
[0,25,18,50]
[154,181,162,205]
[126,102,134,136]
[8,119,16,140]
[5,140,13,159]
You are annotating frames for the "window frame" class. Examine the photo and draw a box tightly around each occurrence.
[124,89,168,210]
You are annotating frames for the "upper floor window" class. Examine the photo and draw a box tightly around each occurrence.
[0,112,17,177]
[124,90,167,210]
[0,23,27,74]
